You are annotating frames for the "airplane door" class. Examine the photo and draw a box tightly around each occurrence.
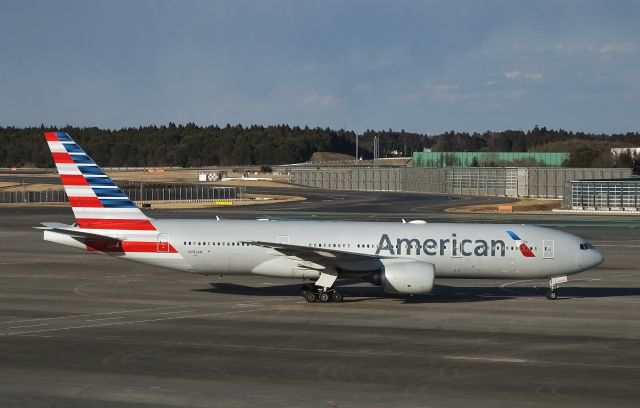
[157,233,170,253]
[543,240,554,259]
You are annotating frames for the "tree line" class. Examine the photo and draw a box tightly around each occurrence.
[0,124,638,171]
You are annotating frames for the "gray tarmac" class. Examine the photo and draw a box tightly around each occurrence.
[1,190,640,407]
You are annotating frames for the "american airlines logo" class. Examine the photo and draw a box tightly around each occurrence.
[375,231,534,258]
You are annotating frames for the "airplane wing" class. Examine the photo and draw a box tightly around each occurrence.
[248,240,389,270]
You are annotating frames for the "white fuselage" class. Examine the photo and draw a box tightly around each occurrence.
[128,219,602,280]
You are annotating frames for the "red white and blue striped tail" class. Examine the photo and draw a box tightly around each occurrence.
[45,131,156,232]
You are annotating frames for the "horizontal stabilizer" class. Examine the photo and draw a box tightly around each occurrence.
[36,222,125,242]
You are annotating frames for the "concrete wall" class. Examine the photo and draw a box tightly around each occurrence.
[526,168,632,198]
[291,167,633,198]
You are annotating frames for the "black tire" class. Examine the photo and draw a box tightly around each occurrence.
[546,290,557,300]
[331,291,344,303]
[305,291,317,303]
[319,292,330,303]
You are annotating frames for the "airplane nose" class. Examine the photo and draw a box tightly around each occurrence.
[577,248,604,270]
[592,248,604,267]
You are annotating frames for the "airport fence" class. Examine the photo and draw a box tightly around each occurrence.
[564,179,640,211]
[0,186,246,204]
[291,167,633,198]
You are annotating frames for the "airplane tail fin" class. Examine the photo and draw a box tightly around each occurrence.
[44,132,156,231]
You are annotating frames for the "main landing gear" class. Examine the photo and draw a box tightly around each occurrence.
[300,270,342,303]
[546,276,568,300]
[299,285,343,303]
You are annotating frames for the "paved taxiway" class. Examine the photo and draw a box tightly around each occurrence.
[1,190,639,407]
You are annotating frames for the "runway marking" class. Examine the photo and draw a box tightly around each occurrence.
[1,308,266,336]
[18,334,53,338]
[7,323,49,330]
[0,305,193,325]
[74,281,107,297]
[444,355,640,370]
[84,316,126,322]
[445,355,527,364]
[31,274,70,278]
[84,338,405,357]
[499,280,537,295]
[158,310,197,315]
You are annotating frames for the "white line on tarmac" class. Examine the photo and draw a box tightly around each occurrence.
[499,279,538,295]
[158,310,197,315]
[2,308,265,336]
[84,316,126,322]
[0,305,195,325]
[444,355,640,370]
[6,323,49,330]
[445,355,527,363]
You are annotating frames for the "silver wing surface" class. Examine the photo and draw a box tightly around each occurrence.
[248,240,389,271]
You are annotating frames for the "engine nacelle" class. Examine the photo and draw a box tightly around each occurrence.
[370,261,435,294]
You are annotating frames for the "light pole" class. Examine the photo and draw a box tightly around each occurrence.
[355,134,359,164]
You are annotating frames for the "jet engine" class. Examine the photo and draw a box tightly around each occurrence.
[368,261,435,294]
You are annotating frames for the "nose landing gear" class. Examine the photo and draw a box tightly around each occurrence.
[546,276,567,300]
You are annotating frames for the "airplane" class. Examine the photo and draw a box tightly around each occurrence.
[38,132,604,302]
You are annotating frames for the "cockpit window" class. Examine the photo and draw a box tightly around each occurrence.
[579,243,594,250]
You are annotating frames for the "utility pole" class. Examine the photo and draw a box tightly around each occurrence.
[355,133,359,165]
[373,136,380,168]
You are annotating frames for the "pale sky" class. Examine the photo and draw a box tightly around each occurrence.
[1,0,638,134]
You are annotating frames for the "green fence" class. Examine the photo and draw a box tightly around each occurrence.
[412,152,569,167]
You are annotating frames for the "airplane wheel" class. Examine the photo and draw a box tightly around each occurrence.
[305,291,318,303]
[546,290,557,300]
[319,292,330,303]
[331,291,343,303]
